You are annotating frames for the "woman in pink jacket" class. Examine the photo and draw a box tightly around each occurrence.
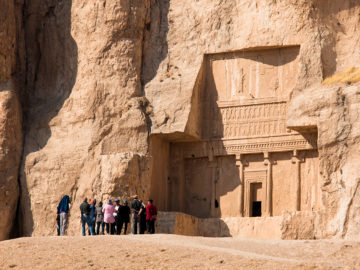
[102,199,116,234]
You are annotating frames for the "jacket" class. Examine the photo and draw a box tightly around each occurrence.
[118,205,130,222]
[146,203,157,221]
[89,204,96,221]
[95,206,104,222]
[80,201,90,215]
[102,204,115,223]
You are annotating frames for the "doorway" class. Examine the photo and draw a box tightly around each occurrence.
[250,182,262,217]
[252,201,262,217]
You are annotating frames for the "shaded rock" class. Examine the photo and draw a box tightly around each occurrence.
[0,1,22,240]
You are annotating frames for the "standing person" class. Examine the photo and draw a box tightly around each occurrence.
[146,199,157,234]
[89,199,96,236]
[102,199,116,234]
[57,195,71,236]
[80,198,94,236]
[118,200,130,235]
[95,201,105,235]
[114,199,121,234]
[138,199,147,234]
[130,195,142,234]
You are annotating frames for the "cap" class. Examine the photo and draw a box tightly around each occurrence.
[115,199,120,202]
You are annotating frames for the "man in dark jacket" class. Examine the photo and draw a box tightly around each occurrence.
[114,199,121,234]
[80,198,94,236]
[118,200,130,234]
[130,195,142,234]
[138,200,147,234]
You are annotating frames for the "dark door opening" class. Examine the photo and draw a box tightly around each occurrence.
[252,201,262,217]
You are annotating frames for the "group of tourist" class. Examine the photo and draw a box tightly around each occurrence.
[56,194,157,236]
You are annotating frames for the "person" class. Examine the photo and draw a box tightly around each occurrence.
[130,195,142,234]
[57,195,71,236]
[118,200,130,234]
[89,199,96,235]
[114,199,121,234]
[95,201,105,235]
[138,199,147,234]
[146,199,157,234]
[80,197,94,236]
[102,199,116,234]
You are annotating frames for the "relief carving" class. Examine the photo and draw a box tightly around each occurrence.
[218,100,289,139]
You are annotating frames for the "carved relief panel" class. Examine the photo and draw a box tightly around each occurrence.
[209,46,300,101]
[204,46,301,142]
[214,100,288,138]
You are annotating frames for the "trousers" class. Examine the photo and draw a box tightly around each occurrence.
[132,214,140,234]
[96,221,105,235]
[118,218,129,235]
[105,222,115,235]
[146,220,155,234]
[81,214,94,236]
[60,212,68,236]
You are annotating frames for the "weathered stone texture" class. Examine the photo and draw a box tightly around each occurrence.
[19,0,150,236]
[0,1,22,240]
[288,83,360,239]
[144,0,360,239]
[0,0,360,239]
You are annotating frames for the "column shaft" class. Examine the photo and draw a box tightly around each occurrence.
[295,160,301,211]
[266,161,272,216]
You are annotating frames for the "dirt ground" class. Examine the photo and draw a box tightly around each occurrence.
[0,234,359,270]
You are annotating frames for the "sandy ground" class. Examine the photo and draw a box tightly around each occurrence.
[0,234,360,270]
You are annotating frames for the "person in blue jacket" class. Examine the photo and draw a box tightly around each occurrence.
[57,195,71,236]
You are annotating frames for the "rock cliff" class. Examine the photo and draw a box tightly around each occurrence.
[18,0,150,236]
[0,0,359,239]
[0,0,22,241]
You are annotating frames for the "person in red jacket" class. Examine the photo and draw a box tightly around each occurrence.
[146,199,157,234]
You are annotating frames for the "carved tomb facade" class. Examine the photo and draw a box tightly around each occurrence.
[152,46,320,224]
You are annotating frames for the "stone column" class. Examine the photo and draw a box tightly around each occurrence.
[291,150,302,211]
[170,147,185,212]
[208,143,217,218]
[263,152,273,217]
[236,154,245,217]
[179,155,186,213]
[209,160,217,218]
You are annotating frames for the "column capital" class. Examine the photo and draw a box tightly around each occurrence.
[264,152,276,165]
[236,154,249,167]
[291,149,304,163]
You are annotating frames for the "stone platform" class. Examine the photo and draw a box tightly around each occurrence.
[156,211,283,239]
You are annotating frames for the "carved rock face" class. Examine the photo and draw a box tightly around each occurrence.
[18,0,150,236]
[1,1,360,240]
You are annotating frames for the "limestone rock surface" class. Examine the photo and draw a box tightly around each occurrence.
[0,1,22,240]
[0,0,360,239]
[19,0,150,236]
[143,0,360,239]
[288,82,360,239]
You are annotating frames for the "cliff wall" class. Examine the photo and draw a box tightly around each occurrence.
[0,0,22,240]
[0,0,359,239]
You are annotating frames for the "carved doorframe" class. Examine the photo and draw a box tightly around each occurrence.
[244,169,267,217]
